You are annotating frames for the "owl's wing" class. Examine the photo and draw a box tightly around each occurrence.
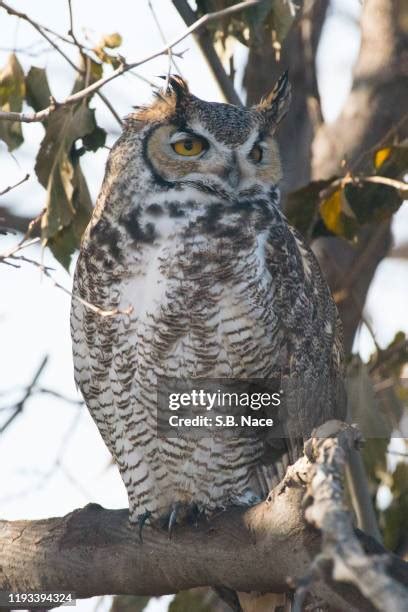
[259,221,346,478]
[71,257,120,463]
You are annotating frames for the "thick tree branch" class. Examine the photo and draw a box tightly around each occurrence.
[1,423,407,611]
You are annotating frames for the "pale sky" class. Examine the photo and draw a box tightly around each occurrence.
[0,1,407,611]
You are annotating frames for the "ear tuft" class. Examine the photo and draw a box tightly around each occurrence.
[256,71,291,131]
[158,74,190,106]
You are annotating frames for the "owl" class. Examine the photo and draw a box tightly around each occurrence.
[71,74,346,535]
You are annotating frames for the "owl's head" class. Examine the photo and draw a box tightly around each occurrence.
[121,73,290,198]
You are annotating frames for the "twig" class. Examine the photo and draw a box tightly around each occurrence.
[0,0,123,127]
[0,240,133,318]
[0,236,41,260]
[0,356,48,434]
[319,173,408,201]
[36,387,84,406]
[0,407,89,504]
[148,0,184,78]
[0,1,92,48]
[67,0,79,46]
[1,0,78,71]
[0,42,52,58]
[0,173,30,197]
[357,175,408,191]
[0,0,257,123]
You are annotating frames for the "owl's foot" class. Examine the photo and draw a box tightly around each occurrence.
[160,502,203,538]
[186,502,201,528]
[137,510,152,543]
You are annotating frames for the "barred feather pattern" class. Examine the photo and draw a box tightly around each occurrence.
[71,96,345,525]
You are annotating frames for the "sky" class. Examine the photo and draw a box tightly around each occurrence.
[0,1,407,611]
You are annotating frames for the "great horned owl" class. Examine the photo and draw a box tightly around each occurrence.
[71,75,345,531]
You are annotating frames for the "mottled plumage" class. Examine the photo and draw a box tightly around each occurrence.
[71,75,345,527]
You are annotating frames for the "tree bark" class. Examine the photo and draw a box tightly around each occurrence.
[244,0,328,193]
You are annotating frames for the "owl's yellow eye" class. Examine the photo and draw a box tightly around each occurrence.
[172,137,205,157]
[249,144,263,163]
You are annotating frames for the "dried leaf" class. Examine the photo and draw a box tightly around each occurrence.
[100,33,123,49]
[36,104,98,268]
[0,53,25,150]
[25,66,51,113]
[93,33,122,68]
[285,179,332,239]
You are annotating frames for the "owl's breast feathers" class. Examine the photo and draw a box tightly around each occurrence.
[71,189,346,518]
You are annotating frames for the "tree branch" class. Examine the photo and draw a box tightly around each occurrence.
[1,422,407,611]
[302,421,408,611]
[0,174,30,197]
[0,0,260,123]
[244,0,329,192]
[171,0,242,105]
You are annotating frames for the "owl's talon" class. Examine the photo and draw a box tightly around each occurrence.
[186,503,201,528]
[137,510,152,543]
[168,503,180,539]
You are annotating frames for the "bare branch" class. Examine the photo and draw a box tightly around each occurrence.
[148,0,184,78]
[318,173,408,201]
[0,1,90,48]
[0,356,48,434]
[0,0,123,127]
[0,206,31,234]
[0,238,133,318]
[0,0,259,123]
[0,173,29,197]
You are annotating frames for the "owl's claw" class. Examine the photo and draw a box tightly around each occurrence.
[168,503,180,539]
[137,510,152,543]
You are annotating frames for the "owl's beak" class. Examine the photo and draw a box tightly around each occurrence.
[226,165,240,189]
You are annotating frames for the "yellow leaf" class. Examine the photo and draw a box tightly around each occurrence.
[320,188,358,239]
[374,147,392,169]
[320,188,342,231]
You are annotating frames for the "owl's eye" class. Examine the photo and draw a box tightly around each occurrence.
[172,137,206,157]
[249,144,263,163]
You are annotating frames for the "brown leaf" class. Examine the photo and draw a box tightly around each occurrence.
[36,104,97,268]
